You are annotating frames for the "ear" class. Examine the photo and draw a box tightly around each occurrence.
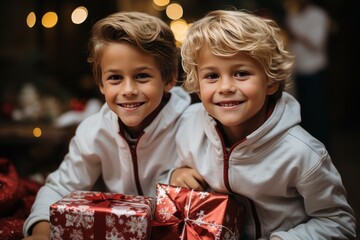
[164,76,177,92]
[266,81,279,95]
[197,91,202,101]
[99,84,105,95]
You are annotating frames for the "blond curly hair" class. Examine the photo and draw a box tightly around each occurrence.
[181,10,294,100]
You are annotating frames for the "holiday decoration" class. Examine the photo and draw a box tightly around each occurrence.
[50,191,154,240]
[151,183,243,240]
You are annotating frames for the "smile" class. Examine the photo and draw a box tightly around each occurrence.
[119,102,144,108]
[216,101,242,107]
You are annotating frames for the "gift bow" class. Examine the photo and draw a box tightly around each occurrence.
[84,192,125,207]
[84,193,125,240]
[152,186,237,240]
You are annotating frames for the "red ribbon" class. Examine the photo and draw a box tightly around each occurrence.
[84,193,125,240]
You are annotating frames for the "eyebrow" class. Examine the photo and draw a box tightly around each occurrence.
[103,65,154,74]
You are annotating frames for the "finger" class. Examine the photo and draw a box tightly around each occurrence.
[169,168,190,187]
[188,169,208,189]
[184,178,204,191]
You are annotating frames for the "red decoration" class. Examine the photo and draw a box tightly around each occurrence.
[0,158,41,239]
[50,191,154,240]
[69,98,86,111]
[151,183,243,240]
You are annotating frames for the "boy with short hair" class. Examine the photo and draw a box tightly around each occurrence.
[23,11,191,239]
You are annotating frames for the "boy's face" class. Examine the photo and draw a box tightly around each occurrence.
[99,42,173,133]
[196,46,278,136]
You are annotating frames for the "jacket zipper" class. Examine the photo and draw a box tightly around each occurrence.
[129,141,144,196]
[118,118,144,196]
[215,126,262,238]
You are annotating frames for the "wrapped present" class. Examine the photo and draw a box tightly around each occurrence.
[151,183,243,240]
[50,190,154,240]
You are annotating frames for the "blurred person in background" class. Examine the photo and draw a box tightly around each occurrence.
[284,0,331,148]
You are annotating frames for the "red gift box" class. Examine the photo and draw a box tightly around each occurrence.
[50,190,154,240]
[151,183,243,240]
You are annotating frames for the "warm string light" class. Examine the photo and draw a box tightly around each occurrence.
[71,6,88,25]
[152,0,190,44]
[33,127,42,138]
[26,6,88,28]
[26,3,189,43]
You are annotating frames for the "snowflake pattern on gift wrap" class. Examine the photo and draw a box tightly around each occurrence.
[65,205,94,229]
[198,191,209,199]
[163,185,171,193]
[69,229,83,240]
[105,227,125,240]
[193,210,206,226]
[106,214,116,227]
[174,186,181,194]
[55,204,68,214]
[156,187,166,205]
[126,215,147,239]
[158,206,173,221]
[112,205,137,218]
[119,218,124,225]
[50,224,64,240]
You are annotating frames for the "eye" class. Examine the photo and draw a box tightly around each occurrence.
[106,75,122,84]
[135,72,152,83]
[234,71,250,79]
[136,73,151,80]
[108,74,122,81]
[204,72,219,82]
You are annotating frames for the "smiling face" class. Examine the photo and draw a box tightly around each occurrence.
[197,46,279,140]
[99,42,173,135]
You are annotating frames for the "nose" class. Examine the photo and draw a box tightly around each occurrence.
[120,78,139,96]
[219,76,236,94]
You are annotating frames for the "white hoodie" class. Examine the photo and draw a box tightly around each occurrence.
[23,86,191,236]
[175,92,356,239]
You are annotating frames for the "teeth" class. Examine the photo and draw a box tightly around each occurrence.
[121,103,141,108]
[219,102,239,107]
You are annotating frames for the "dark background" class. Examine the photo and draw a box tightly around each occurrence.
[0,0,359,236]
[0,0,359,128]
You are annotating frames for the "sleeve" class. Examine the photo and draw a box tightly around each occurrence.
[271,155,357,240]
[22,121,102,236]
[156,168,176,185]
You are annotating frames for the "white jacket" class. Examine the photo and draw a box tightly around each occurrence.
[23,87,191,236]
[175,92,356,239]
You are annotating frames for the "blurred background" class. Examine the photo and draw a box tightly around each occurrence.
[0,0,359,236]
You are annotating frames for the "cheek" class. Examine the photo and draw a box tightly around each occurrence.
[242,81,268,97]
[102,86,119,99]
[198,82,213,101]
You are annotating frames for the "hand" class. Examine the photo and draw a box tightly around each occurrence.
[170,167,208,191]
[22,221,50,240]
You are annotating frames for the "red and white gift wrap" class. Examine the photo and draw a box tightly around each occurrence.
[151,183,243,240]
[50,191,154,240]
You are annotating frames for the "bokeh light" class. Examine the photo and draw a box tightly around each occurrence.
[170,19,189,43]
[42,12,58,28]
[153,0,170,7]
[26,12,36,28]
[71,6,88,24]
[166,3,183,20]
[33,127,42,138]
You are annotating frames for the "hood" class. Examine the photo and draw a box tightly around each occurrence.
[242,92,302,147]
